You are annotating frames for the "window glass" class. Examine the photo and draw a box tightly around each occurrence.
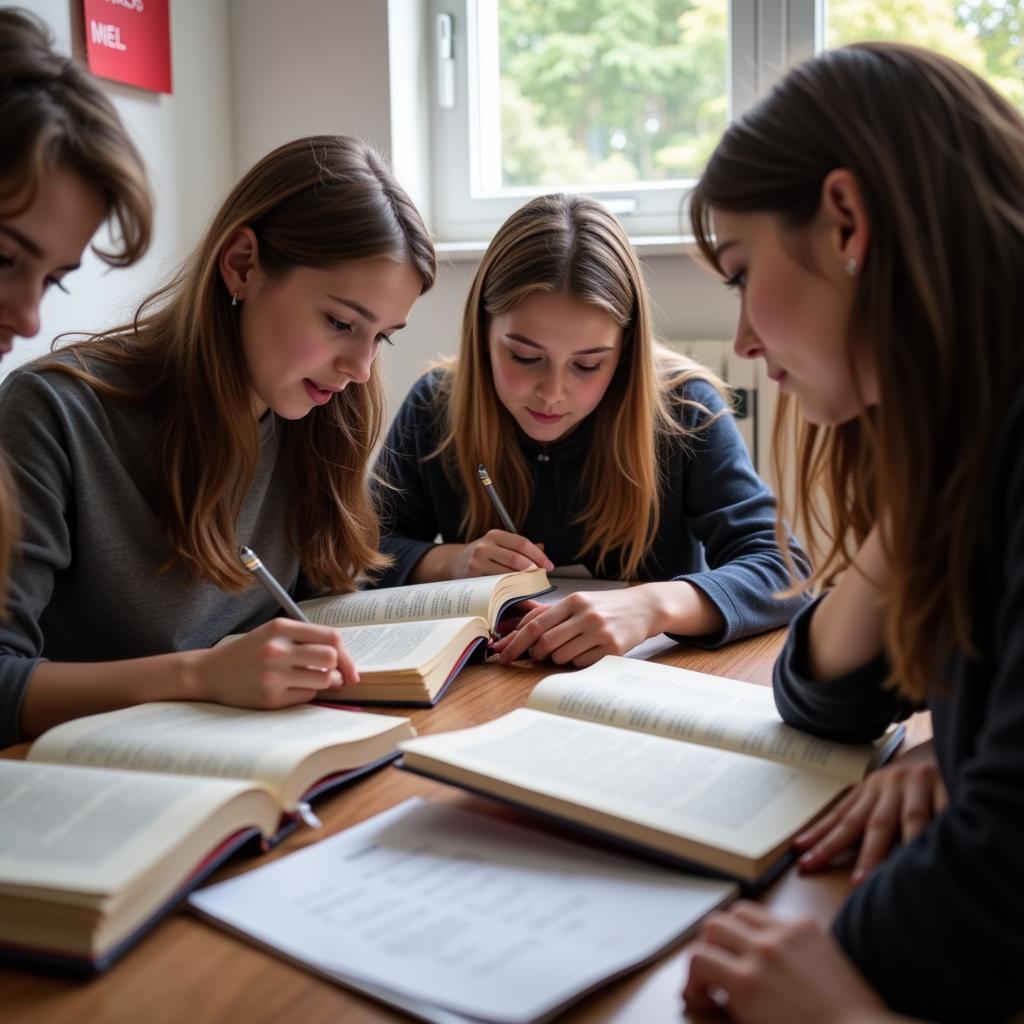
[489,0,729,192]
[827,0,1024,111]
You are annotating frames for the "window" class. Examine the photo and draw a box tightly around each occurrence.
[430,0,743,241]
[428,0,1020,242]
[827,0,1024,112]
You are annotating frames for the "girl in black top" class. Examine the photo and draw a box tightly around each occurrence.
[683,42,1024,1023]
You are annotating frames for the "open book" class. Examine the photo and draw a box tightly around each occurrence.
[0,701,413,973]
[398,656,904,888]
[223,567,551,705]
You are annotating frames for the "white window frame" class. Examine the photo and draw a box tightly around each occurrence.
[427,0,822,244]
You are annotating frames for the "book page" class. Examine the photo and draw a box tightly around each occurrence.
[401,709,848,861]
[28,703,408,798]
[332,617,482,669]
[527,656,875,783]
[0,760,265,895]
[190,798,735,1024]
[300,576,508,626]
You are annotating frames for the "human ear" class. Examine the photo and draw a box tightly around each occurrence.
[820,169,870,276]
[217,227,261,301]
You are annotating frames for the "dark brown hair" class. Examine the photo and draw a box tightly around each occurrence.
[0,7,152,264]
[690,42,1024,699]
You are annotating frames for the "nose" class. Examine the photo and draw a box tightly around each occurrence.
[1,281,43,340]
[732,302,762,362]
[332,334,377,385]
[535,364,566,406]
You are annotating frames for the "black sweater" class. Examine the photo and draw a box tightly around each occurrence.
[373,370,809,646]
[774,389,1024,1022]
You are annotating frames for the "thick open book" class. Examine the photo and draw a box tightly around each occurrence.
[398,656,905,888]
[223,568,551,705]
[0,701,413,973]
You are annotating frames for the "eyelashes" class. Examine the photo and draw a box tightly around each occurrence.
[326,314,394,346]
[509,352,601,373]
[0,254,71,295]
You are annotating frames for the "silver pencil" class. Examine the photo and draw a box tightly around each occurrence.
[239,545,310,622]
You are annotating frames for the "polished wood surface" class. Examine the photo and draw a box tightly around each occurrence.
[0,632,931,1024]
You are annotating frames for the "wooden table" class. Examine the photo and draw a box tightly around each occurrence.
[0,631,930,1024]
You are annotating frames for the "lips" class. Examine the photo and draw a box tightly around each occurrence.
[303,378,343,405]
[526,408,565,424]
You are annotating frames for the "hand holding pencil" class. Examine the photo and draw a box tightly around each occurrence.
[172,544,362,711]
[447,466,553,577]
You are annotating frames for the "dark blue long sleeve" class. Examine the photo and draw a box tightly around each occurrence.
[373,370,809,644]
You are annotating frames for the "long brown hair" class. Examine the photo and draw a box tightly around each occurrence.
[690,42,1024,699]
[44,136,435,592]
[0,7,152,611]
[435,193,726,580]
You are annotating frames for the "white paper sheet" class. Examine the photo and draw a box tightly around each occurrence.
[190,798,735,1024]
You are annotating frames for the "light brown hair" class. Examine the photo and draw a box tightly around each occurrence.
[0,7,153,611]
[435,193,727,580]
[43,136,436,592]
[690,42,1024,699]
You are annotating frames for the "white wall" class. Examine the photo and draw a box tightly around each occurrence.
[227,0,393,176]
[2,0,235,379]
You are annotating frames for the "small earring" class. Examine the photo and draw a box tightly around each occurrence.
[845,257,859,276]
[231,292,239,307]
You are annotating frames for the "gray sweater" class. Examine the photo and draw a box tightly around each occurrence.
[0,362,301,748]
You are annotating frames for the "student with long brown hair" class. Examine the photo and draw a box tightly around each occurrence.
[682,42,1024,1022]
[0,7,151,614]
[0,134,435,748]
[375,194,806,667]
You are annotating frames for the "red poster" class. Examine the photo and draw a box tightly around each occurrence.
[82,0,172,95]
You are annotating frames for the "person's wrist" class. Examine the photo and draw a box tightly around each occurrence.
[641,582,685,635]
[175,648,206,702]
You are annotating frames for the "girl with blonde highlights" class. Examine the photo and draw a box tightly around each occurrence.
[0,7,152,614]
[375,193,806,666]
[683,43,1024,1022]
[0,135,434,746]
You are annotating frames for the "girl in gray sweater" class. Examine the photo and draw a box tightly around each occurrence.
[0,135,435,748]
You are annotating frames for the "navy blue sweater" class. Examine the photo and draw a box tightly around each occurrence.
[774,388,1024,1022]
[373,370,809,646]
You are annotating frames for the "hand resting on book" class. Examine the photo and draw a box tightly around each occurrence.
[793,740,947,884]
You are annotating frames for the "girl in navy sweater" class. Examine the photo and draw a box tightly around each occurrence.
[375,193,807,667]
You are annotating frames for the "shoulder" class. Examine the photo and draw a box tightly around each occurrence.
[660,372,733,431]
[387,366,452,443]
[0,354,146,449]
[0,360,92,419]
[404,365,452,409]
